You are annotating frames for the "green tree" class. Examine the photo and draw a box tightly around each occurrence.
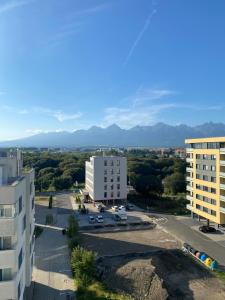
[48,195,53,209]
[164,172,186,195]
[71,246,96,286]
[52,176,72,190]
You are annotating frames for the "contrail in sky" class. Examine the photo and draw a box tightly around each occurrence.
[123,8,157,65]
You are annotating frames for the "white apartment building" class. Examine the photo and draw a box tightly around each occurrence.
[0,150,35,300]
[85,156,127,203]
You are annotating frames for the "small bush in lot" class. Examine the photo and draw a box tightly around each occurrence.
[48,195,53,209]
[67,215,79,238]
[34,226,43,238]
[71,246,96,287]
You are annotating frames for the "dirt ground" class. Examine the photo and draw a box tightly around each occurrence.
[81,227,225,300]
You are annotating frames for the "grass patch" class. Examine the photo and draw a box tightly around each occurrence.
[76,281,132,300]
[213,270,225,282]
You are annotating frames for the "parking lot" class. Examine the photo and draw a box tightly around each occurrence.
[75,201,150,228]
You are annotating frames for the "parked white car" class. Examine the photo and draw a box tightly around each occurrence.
[96,215,104,223]
[112,205,118,211]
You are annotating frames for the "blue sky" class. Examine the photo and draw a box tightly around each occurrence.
[0,0,225,140]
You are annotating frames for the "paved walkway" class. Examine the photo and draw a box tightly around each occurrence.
[32,194,75,300]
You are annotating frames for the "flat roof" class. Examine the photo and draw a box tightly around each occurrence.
[185,136,225,144]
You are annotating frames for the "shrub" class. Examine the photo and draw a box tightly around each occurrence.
[34,226,43,238]
[67,215,79,238]
[71,246,96,287]
[48,195,53,209]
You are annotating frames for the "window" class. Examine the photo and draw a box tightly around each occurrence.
[32,197,35,210]
[18,248,23,270]
[211,199,216,205]
[104,169,107,175]
[110,169,114,175]
[104,160,107,166]
[196,164,200,169]
[117,176,120,182]
[211,166,216,171]
[196,173,201,179]
[30,182,33,195]
[117,169,120,174]
[211,155,216,160]
[111,192,114,198]
[211,177,216,183]
[211,210,216,216]
[117,160,120,166]
[18,281,21,299]
[0,204,15,218]
[196,204,201,210]
[104,185,107,191]
[203,175,208,181]
[104,192,107,198]
[110,160,114,166]
[117,191,120,198]
[110,177,114,182]
[23,215,26,232]
[203,154,207,160]
[203,206,208,213]
[0,268,12,281]
[111,184,114,190]
[19,196,23,214]
[196,154,201,159]
[0,237,11,250]
[104,177,107,183]
[211,188,216,194]
[117,184,120,189]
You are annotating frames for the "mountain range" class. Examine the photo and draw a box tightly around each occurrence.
[1,122,225,148]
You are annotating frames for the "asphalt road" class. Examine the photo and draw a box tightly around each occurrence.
[154,213,225,267]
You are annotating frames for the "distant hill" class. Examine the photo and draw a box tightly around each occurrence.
[1,122,225,148]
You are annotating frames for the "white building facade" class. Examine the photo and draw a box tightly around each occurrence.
[0,150,35,300]
[85,156,127,202]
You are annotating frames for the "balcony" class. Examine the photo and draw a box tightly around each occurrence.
[0,279,16,300]
[0,215,19,236]
[0,249,16,268]
[186,176,193,182]
[187,185,193,192]
[220,160,225,166]
[220,184,225,190]
[186,195,193,201]
[186,158,193,163]
[220,207,225,214]
[186,204,193,211]
[220,148,225,154]
[220,172,225,178]
[186,167,193,172]
[186,148,192,153]
[220,195,225,202]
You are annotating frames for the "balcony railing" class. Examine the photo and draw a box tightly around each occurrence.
[220,172,225,178]
[220,207,225,214]
[187,185,193,192]
[186,195,193,201]
[186,204,193,211]
[186,167,193,172]
[220,195,225,202]
[220,183,225,190]
[220,160,225,166]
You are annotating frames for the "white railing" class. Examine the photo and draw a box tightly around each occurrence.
[220,207,225,214]
[220,195,225,202]
[186,204,193,211]
[186,195,193,201]
[220,183,225,190]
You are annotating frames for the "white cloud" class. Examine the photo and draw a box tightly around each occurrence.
[33,107,82,122]
[103,103,176,128]
[128,87,176,107]
[0,0,33,14]
[124,8,157,65]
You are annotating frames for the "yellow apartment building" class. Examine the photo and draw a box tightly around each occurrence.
[185,137,225,227]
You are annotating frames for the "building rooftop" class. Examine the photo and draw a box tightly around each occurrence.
[185,136,225,144]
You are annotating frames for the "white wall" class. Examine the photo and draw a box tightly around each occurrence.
[85,156,127,201]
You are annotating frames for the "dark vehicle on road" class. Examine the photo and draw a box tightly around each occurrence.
[199,225,217,233]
